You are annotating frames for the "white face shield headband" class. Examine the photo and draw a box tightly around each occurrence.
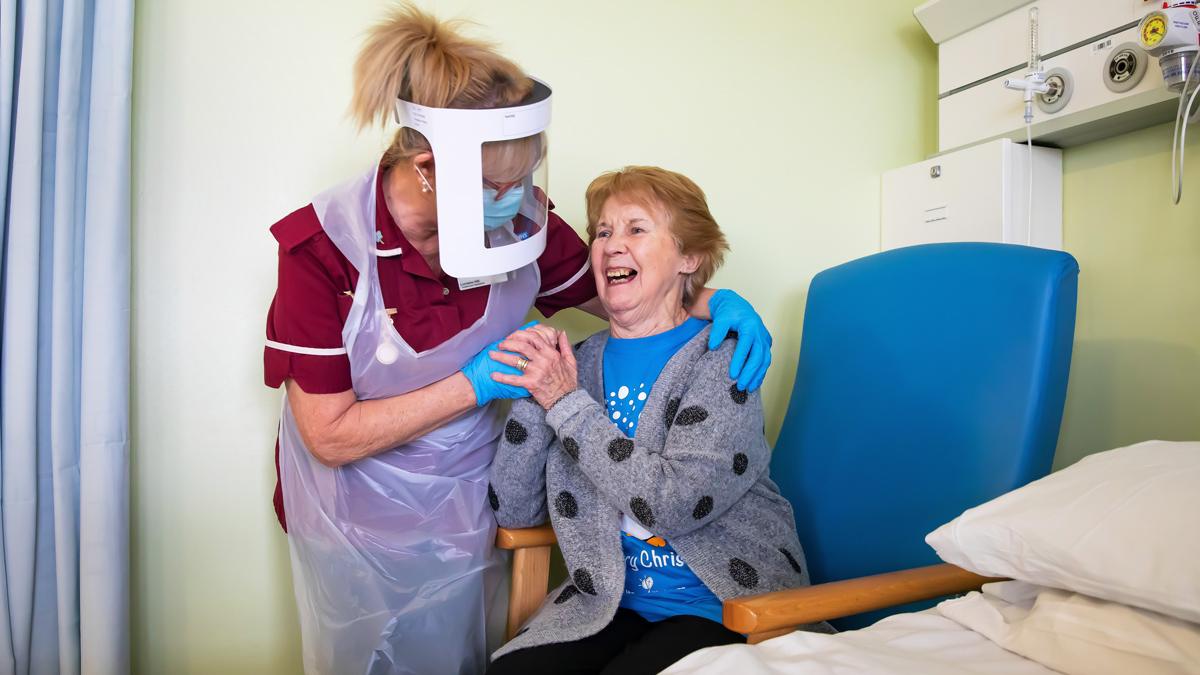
[394,79,552,279]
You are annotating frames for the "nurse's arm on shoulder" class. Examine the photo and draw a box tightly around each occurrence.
[286,374,478,468]
[577,287,773,392]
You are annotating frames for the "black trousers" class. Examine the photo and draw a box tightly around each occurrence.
[486,609,745,675]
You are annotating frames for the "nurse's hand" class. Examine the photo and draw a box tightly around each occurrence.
[708,289,772,392]
[461,326,536,406]
[492,329,578,410]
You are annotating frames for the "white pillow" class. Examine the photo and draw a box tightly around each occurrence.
[926,440,1200,623]
[939,581,1200,675]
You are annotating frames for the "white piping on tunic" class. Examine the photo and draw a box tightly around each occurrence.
[537,259,590,298]
[265,339,348,356]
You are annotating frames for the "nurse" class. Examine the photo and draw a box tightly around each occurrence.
[263,6,772,674]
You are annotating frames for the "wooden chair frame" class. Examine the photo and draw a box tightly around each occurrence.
[496,525,1002,643]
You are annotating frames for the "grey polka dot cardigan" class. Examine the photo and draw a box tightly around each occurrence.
[488,326,813,660]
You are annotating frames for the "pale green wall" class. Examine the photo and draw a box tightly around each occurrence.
[131,1,935,672]
[1055,122,1200,468]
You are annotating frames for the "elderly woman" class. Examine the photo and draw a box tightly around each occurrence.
[484,167,812,674]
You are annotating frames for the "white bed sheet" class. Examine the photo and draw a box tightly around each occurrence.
[661,609,1057,675]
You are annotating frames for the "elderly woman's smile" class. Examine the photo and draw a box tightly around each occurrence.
[604,267,636,284]
[591,198,699,337]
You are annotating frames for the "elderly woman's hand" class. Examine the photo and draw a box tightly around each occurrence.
[490,328,578,410]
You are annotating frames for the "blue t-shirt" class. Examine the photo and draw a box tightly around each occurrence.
[602,318,723,624]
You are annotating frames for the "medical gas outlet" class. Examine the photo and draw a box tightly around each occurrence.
[1035,69,1073,114]
[1104,43,1149,94]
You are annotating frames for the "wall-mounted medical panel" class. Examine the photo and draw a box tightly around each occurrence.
[940,25,1177,151]
[924,0,1176,152]
[881,139,1062,250]
[936,1,1151,94]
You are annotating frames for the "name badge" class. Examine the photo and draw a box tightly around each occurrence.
[457,272,509,290]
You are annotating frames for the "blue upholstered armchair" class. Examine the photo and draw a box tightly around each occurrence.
[724,242,1079,637]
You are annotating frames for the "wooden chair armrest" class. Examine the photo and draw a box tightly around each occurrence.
[496,525,557,549]
[497,525,558,639]
[723,563,1004,636]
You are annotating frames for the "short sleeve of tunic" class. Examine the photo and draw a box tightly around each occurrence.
[263,205,356,394]
[533,211,597,316]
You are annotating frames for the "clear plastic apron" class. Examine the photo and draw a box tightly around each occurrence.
[278,165,539,674]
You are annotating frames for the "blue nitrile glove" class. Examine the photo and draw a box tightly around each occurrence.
[461,322,536,406]
[707,290,773,392]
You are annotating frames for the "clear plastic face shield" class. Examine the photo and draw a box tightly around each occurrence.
[394,79,552,279]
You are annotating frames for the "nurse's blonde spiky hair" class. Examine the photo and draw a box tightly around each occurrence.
[350,3,539,174]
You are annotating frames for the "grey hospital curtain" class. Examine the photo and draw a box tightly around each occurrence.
[0,0,133,673]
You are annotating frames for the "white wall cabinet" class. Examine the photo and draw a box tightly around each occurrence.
[880,138,1063,250]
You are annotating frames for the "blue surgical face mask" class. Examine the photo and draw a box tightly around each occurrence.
[482,184,525,231]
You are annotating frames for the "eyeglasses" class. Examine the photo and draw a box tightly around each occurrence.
[483,177,522,199]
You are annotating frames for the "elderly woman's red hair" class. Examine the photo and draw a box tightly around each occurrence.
[585,166,729,306]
